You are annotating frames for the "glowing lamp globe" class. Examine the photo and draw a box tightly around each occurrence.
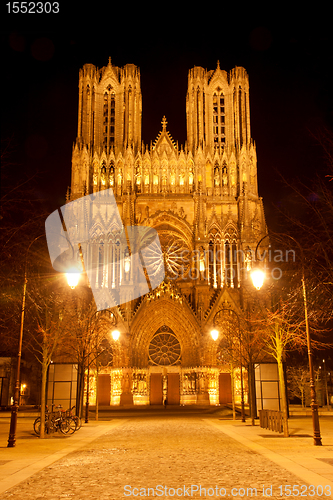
[211,329,219,341]
[111,330,120,341]
[65,269,81,289]
[251,269,265,290]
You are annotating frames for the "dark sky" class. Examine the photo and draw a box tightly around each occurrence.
[1,9,333,228]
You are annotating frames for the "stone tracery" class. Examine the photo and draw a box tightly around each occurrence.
[66,58,267,407]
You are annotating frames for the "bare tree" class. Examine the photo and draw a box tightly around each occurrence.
[28,290,65,438]
[256,289,319,437]
[60,289,114,418]
[287,365,310,407]
[241,296,270,425]
[213,304,266,422]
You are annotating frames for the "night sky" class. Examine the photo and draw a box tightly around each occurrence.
[1,9,333,229]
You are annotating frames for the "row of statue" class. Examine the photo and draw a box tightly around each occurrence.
[107,368,221,397]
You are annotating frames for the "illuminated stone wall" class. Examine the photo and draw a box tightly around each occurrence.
[70,58,267,406]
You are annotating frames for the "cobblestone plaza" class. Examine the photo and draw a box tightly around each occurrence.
[1,411,333,499]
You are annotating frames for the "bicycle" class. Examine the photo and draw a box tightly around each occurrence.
[33,405,76,436]
[66,405,82,431]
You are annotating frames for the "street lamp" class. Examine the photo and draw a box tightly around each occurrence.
[210,329,219,341]
[64,249,83,289]
[250,268,265,291]
[111,329,120,341]
[65,270,81,289]
[8,234,44,448]
[211,308,245,422]
[251,232,322,446]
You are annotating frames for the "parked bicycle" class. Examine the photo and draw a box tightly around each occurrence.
[66,405,82,431]
[33,404,76,436]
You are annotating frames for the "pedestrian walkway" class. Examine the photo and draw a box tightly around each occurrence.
[0,411,332,499]
[0,417,126,496]
[207,416,333,495]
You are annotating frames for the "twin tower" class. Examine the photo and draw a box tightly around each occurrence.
[71,58,258,203]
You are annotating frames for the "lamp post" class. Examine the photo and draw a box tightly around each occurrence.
[85,361,90,424]
[211,307,245,422]
[251,233,322,446]
[111,329,120,341]
[8,235,44,448]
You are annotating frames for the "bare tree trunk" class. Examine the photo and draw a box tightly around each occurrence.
[39,361,47,439]
[230,362,236,420]
[39,335,50,439]
[77,363,85,419]
[277,354,289,437]
[85,365,90,423]
[248,363,256,425]
[95,360,99,421]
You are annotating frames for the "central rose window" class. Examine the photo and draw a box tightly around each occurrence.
[148,325,181,366]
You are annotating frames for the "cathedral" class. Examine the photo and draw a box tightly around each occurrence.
[65,57,267,407]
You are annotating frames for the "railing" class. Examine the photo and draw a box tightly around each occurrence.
[259,409,283,433]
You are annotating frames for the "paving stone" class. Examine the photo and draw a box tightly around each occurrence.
[0,416,329,499]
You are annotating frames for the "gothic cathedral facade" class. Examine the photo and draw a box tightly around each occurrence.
[69,58,267,406]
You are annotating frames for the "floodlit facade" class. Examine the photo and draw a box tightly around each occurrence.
[66,58,268,406]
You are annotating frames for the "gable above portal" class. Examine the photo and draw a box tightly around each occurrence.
[152,116,177,158]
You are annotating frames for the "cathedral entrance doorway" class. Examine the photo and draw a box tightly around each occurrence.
[149,371,180,405]
[167,373,180,405]
[219,373,232,404]
[98,374,111,406]
[150,373,163,405]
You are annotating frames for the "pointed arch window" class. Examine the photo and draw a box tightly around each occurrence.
[110,92,115,147]
[95,240,105,289]
[208,229,223,288]
[214,162,220,187]
[209,238,215,286]
[135,162,142,193]
[223,229,239,288]
[109,161,115,187]
[213,91,226,148]
[103,87,115,154]
[100,163,107,188]
[239,87,243,146]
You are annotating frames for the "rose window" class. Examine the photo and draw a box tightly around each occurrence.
[148,326,181,366]
[143,227,190,280]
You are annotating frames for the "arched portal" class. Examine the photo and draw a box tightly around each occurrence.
[130,295,201,406]
[130,296,200,368]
